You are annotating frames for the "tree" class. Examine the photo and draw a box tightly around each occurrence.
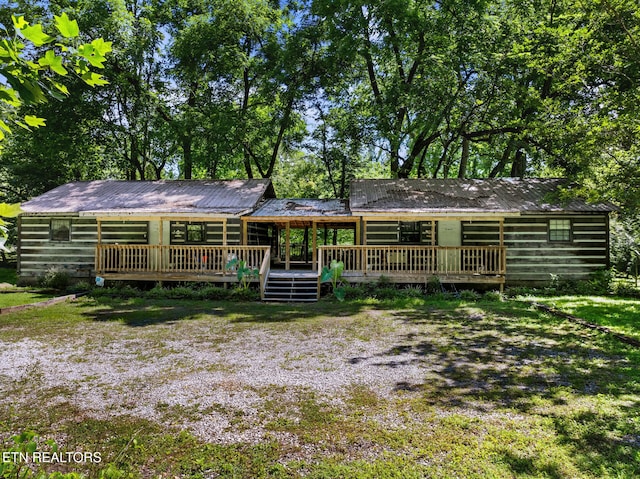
[0,13,111,143]
[0,11,111,248]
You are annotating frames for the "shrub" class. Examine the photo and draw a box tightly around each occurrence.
[230,287,260,301]
[403,284,424,296]
[425,276,442,294]
[198,285,234,300]
[612,282,640,298]
[39,267,70,290]
[482,290,504,302]
[459,289,481,301]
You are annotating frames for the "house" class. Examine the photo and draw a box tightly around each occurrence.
[18,177,615,298]
[18,179,275,287]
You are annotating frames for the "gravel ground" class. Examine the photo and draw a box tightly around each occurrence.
[0,308,440,444]
[0,301,614,452]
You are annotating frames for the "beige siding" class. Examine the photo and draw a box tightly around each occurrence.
[504,214,609,285]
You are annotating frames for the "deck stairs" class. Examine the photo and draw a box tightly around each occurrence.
[263,270,318,302]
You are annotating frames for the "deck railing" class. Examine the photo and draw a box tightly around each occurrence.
[95,244,271,295]
[318,245,506,276]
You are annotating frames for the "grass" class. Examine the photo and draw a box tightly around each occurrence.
[0,290,61,308]
[0,266,17,285]
[1,295,639,478]
[527,295,640,342]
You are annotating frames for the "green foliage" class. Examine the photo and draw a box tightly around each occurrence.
[91,282,260,302]
[0,431,84,478]
[39,267,70,291]
[0,14,111,142]
[320,259,346,301]
[459,289,481,302]
[0,202,20,250]
[226,258,259,290]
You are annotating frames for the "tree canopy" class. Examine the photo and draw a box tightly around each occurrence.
[0,0,638,222]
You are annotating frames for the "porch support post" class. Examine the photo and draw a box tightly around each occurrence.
[355,219,361,245]
[285,222,290,270]
[312,221,318,269]
[242,219,248,245]
[362,220,367,245]
[222,219,228,246]
[96,219,102,275]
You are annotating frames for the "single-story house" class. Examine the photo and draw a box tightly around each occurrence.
[18,177,615,299]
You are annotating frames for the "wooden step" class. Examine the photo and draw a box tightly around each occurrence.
[263,271,319,302]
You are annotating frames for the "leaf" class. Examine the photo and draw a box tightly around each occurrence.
[91,38,113,57]
[20,24,54,47]
[0,203,22,219]
[24,115,46,127]
[38,50,68,76]
[81,71,109,87]
[54,13,79,38]
[11,15,28,30]
[320,266,333,283]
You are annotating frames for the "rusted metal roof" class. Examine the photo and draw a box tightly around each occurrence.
[21,179,275,216]
[250,198,351,218]
[350,178,616,214]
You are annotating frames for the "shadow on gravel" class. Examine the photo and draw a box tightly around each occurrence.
[355,305,640,477]
[83,297,369,326]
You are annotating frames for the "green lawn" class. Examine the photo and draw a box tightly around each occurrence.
[0,290,61,308]
[528,295,640,343]
[0,266,17,285]
[0,295,639,478]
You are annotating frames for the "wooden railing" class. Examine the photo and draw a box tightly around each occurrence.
[259,248,270,300]
[318,245,506,276]
[95,244,271,295]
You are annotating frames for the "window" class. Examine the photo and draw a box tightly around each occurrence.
[50,219,71,241]
[186,223,206,243]
[549,219,571,242]
[399,221,421,243]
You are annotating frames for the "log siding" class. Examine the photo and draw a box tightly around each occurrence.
[19,215,98,282]
[504,214,609,284]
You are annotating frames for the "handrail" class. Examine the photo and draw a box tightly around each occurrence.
[259,248,271,300]
[318,245,506,276]
[95,244,270,277]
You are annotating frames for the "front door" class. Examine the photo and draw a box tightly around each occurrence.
[437,220,461,273]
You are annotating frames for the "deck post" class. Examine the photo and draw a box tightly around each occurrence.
[312,221,317,270]
[285,222,291,270]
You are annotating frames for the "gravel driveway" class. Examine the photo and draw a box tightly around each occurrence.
[0,304,445,444]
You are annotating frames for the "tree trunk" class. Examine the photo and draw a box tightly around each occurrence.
[458,136,469,178]
[510,149,526,177]
[489,141,514,178]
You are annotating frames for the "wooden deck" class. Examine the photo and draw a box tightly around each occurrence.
[318,245,507,287]
[94,244,506,294]
[95,244,271,297]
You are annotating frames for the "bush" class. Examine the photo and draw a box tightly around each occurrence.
[482,290,504,302]
[459,289,481,301]
[612,282,640,298]
[39,268,70,290]
[425,276,442,294]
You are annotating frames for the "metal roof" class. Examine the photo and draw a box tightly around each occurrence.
[21,179,274,216]
[250,198,351,218]
[350,178,616,214]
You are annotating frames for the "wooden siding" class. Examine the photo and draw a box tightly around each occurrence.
[169,219,240,245]
[365,221,434,245]
[504,214,609,284]
[100,220,149,244]
[19,215,97,281]
[462,221,500,246]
